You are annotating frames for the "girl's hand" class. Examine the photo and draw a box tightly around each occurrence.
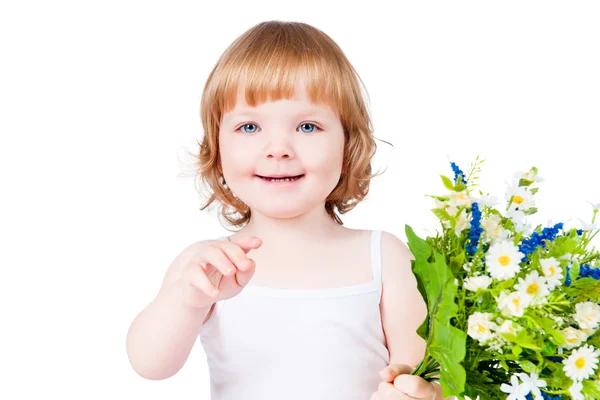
[370,364,437,400]
[179,236,262,308]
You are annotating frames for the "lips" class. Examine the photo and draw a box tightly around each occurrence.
[256,174,304,179]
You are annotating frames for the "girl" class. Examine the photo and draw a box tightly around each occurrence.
[126,20,448,400]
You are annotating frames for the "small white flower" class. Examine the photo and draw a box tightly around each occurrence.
[577,217,599,231]
[574,301,600,330]
[560,327,588,350]
[496,290,532,318]
[454,208,471,236]
[464,275,493,292]
[467,312,497,344]
[514,169,545,183]
[581,326,597,338]
[473,194,499,207]
[448,189,472,210]
[500,374,530,400]
[497,319,521,335]
[515,372,546,400]
[505,208,533,235]
[589,201,600,211]
[481,214,509,243]
[539,257,564,290]
[562,344,600,382]
[568,380,584,400]
[485,240,524,280]
[514,270,550,304]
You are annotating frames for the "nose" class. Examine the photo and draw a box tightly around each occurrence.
[265,134,295,160]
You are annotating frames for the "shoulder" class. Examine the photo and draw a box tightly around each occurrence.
[379,231,415,280]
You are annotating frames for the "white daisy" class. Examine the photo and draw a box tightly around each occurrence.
[485,240,524,280]
[568,380,584,400]
[496,290,532,318]
[500,374,530,400]
[560,327,588,350]
[467,312,497,344]
[539,257,564,289]
[562,344,600,382]
[574,301,600,330]
[481,214,509,243]
[505,183,536,213]
[515,372,546,400]
[514,270,550,305]
[464,275,493,292]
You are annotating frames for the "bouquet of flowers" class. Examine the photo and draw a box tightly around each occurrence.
[405,156,600,400]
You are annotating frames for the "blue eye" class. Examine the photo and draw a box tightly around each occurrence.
[236,122,321,134]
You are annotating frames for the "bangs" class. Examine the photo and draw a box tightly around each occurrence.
[207,22,362,121]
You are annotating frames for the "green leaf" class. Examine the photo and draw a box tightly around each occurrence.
[441,175,455,191]
[520,360,537,373]
[583,379,600,397]
[455,183,467,192]
[406,223,466,398]
[449,251,466,274]
[512,345,522,357]
[431,208,452,222]
[568,277,600,301]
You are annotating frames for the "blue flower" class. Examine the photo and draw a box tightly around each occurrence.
[565,265,571,287]
[518,223,564,262]
[450,162,467,185]
[466,202,483,256]
[580,264,600,280]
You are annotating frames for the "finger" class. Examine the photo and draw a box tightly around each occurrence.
[183,262,219,296]
[203,245,238,276]
[393,375,436,399]
[377,381,418,400]
[229,236,262,253]
[219,240,258,272]
[233,258,256,287]
[380,364,414,382]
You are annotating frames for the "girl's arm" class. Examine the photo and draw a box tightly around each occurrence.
[125,242,213,380]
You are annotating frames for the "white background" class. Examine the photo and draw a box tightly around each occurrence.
[1,1,599,398]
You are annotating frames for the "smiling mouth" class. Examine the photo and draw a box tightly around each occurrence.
[256,174,304,182]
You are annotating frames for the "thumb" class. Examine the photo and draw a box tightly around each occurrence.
[379,364,414,382]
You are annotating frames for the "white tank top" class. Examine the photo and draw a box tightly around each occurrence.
[198,230,390,400]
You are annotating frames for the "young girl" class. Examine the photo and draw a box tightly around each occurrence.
[126,20,448,400]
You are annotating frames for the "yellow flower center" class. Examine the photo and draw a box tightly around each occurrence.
[527,283,539,295]
[568,337,577,343]
[512,196,525,205]
[549,266,555,277]
[478,325,486,334]
[575,357,586,369]
[498,255,511,266]
[512,298,520,307]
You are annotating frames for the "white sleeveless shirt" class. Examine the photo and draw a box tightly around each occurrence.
[198,230,390,400]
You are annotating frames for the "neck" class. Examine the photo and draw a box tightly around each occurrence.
[240,202,343,245]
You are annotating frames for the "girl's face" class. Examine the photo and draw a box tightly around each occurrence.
[219,74,345,220]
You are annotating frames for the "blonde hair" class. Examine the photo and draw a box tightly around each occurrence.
[180,20,392,230]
